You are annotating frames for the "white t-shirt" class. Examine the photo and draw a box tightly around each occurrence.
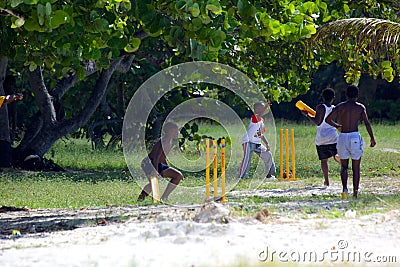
[242,114,265,144]
[316,104,338,146]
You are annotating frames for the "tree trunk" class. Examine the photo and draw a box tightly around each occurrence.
[0,56,12,167]
[0,57,10,142]
[13,56,130,169]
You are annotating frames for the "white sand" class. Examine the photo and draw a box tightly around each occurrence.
[1,204,399,267]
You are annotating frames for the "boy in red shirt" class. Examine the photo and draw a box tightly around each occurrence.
[238,101,276,180]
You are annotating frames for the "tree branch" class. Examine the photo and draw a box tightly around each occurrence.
[133,51,164,67]
[133,29,149,40]
[50,61,98,100]
[57,56,125,136]
[0,8,24,19]
[28,67,57,124]
[116,55,135,73]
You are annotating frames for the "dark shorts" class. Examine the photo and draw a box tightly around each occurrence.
[141,157,170,176]
[157,162,170,174]
[316,143,337,160]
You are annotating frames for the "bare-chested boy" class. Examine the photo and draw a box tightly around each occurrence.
[325,85,376,199]
[137,121,183,202]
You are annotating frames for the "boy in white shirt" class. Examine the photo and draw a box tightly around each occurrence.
[238,101,276,180]
[302,88,340,186]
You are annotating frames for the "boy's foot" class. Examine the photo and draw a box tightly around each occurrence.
[265,175,277,181]
[214,196,223,201]
[353,190,358,199]
[324,181,330,187]
[341,191,348,200]
[137,191,149,202]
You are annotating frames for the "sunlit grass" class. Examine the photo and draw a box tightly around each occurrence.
[0,121,399,214]
[48,138,127,171]
[0,171,137,209]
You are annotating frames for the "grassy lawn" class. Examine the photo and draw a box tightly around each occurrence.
[1,121,399,218]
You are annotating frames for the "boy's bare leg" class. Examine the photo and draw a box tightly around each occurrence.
[137,183,152,201]
[340,159,349,195]
[321,158,329,186]
[352,159,361,198]
[160,168,183,201]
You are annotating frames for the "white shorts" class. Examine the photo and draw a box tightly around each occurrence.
[337,132,365,160]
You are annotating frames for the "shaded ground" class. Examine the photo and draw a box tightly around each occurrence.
[0,205,202,236]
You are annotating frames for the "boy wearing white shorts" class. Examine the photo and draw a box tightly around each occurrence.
[325,85,376,199]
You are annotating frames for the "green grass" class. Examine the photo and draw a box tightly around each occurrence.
[48,138,127,171]
[0,171,136,209]
[1,121,399,217]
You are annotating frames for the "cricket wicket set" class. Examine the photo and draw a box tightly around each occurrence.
[279,129,297,180]
[205,139,227,202]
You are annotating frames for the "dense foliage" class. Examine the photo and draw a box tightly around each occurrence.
[2,0,397,101]
[0,0,399,161]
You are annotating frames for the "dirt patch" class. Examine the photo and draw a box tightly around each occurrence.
[1,179,399,266]
[0,205,198,236]
[377,148,400,153]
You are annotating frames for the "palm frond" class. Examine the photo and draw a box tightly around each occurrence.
[312,18,400,63]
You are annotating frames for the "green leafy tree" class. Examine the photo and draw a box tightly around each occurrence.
[0,0,399,168]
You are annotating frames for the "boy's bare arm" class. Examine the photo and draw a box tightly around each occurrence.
[313,104,326,126]
[301,102,328,126]
[261,136,270,151]
[325,107,342,132]
[149,142,164,175]
[361,109,376,147]
[4,94,23,104]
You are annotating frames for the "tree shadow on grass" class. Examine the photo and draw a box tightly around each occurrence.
[0,205,144,237]
[0,204,200,238]
[3,168,139,183]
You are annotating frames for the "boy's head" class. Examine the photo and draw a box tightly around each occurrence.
[163,121,179,139]
[346,85,359,99]
[253,101,268,115]
[322,88,335,103]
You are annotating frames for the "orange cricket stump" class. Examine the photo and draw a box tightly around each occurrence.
[285,129,289,178]
[213,139,218,200]
[279,129,298,181]
[291,129,296,179]
[279,129,283,180]
[205,139,211,200]
[150,175,160,203]
[221,139,227,203]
